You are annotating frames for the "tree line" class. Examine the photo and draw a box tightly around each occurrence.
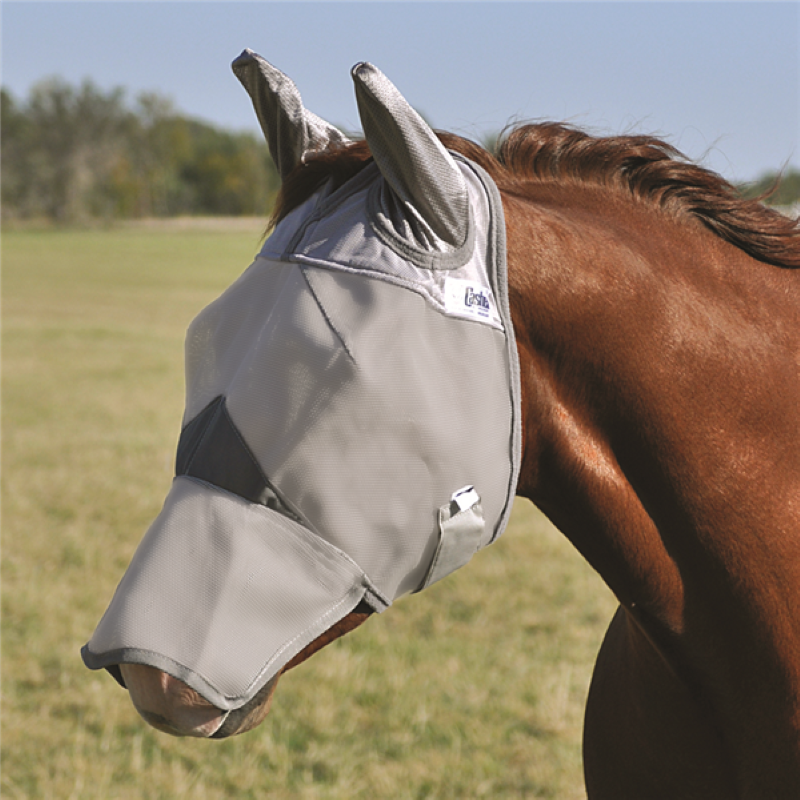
[1,78,280,222]
[2,77,797,223]
[740,170,800,208]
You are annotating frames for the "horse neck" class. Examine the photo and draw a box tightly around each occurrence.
[504,183,800,644]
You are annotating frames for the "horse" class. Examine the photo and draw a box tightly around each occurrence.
[83,51,800,798]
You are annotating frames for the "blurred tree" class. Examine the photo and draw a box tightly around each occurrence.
[1,88,33,218]
[26,78,129,221]
[1,78,280,221]
[98,92,185,218]
[177,120,278,216]
[739,169,800,208]
[481,131,500,156]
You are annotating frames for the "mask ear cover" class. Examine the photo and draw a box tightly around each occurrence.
[232,49,350,179]
[352,62,469,249]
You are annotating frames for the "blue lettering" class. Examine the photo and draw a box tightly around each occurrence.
[464,287,490,311]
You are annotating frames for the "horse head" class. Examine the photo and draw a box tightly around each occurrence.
[82,51,521,738]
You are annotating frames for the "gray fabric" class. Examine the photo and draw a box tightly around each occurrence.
[181,259,513,600]
[232,50,351,178]
[82,54,521,711]
[352,62,469,249]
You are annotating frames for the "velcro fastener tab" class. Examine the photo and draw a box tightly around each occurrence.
[420,487,485,590]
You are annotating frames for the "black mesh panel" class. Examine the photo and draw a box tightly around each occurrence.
[176,395,299,521]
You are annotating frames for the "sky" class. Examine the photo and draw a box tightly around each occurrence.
[2,1,797,184]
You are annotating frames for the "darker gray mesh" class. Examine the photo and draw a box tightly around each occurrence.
[232,49,351,178]
[352,62,469,249]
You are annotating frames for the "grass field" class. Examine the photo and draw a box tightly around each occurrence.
[2,223,617,799]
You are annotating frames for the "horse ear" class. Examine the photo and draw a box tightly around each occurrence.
[232,49,351,180]
[351,62,469,248]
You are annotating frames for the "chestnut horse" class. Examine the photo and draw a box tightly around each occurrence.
[115,68,800,798]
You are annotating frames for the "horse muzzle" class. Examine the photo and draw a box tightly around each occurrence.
[119,664,280,739]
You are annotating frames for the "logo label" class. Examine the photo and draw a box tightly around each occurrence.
[444,277,501,327]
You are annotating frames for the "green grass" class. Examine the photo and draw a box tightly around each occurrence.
[2,223,617,799]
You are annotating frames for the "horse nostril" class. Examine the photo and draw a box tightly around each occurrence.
[137,709,190,737]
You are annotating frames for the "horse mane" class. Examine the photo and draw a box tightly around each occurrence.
[270,123,800,269]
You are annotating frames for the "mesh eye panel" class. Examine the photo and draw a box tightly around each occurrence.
[176,395,299,521]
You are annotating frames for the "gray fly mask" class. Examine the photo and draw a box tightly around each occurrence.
[82,51,522,712]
